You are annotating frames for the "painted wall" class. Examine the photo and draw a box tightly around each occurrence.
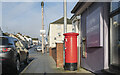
[49,24,72,48]
[0,27,2,36]
[81,2,109,73]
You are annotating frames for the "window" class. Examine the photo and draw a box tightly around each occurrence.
[14,41,21,47]
[57,25,61,29]
[110,2,120,69]
[72,25,75,32]
[58,33,61,36]
[111,2,120,12]
[0,37,8,45]
[54,37,56,40]
[81,37,87,58]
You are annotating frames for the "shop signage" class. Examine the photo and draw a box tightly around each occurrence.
[86,7,103,47]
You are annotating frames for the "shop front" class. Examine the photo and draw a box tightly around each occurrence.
[71,1,120,73]
[72,2,110,73]
[110,2,120,71]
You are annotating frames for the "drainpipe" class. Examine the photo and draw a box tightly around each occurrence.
[77,15,81,69]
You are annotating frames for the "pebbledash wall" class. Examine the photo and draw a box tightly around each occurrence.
[72,2,110,73]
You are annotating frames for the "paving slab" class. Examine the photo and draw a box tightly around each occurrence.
[20,54,60,74]
[20,53,94,75]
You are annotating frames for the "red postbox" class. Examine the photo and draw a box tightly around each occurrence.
[63,32,79,71]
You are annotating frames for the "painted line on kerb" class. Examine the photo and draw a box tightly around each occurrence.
[20,58,35,74]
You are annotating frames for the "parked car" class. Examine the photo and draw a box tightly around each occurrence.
[0,36,29,73]
[35,46,42,52]
[30,44,34,48]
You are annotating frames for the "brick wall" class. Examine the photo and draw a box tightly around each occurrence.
[51,47,56,62]
[56,43,63,68]
[49,43,63,68]
[49,47,52,56]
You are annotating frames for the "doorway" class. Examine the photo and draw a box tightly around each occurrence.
[110,13,120,70]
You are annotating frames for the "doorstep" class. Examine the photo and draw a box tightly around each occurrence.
[102,68,120,75]
[56,67,95,75]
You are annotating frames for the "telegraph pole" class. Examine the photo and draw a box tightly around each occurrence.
[64,0,67,33]
[41,1,44,54]
[63,0,67,69]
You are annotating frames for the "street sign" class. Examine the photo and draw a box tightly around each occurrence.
[40,34,46,37]
[40,30,46,34]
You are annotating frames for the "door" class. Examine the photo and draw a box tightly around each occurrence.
[110,13,120,69]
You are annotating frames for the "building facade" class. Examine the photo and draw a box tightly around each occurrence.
[71,1,120,73]
[0,27,3,36]
[32,38,39,45]
[48,17,73,48]
[109,2,120,72]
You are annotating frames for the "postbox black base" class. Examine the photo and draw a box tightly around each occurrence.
[64,63,77,71]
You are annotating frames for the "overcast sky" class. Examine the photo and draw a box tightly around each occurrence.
[1,2,77,39]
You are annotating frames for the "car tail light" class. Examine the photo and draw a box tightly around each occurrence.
[2,48,11,52]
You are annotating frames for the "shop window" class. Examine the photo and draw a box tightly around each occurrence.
[81,37,87,58]
[110,1,120,69]
[111,2,120,12]
[110,14,120,68]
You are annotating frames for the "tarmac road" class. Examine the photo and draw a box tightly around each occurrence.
[1,45,40,74]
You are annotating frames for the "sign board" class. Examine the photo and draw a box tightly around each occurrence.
[40,34,46,37]
[86,7,103,47]
[40,30,46,34]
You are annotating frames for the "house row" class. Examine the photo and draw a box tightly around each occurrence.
[1,31,40,49]
[0,26,40,48]
[0,27,3,36]
[32,38,40,46]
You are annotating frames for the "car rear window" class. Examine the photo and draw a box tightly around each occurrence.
[0,37,8,45]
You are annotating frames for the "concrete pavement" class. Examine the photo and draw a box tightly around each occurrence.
[20,46,94,75]
[20,54,60,74]
[20,54,94,75]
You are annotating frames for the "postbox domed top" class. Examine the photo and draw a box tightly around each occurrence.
[63,32,79,36]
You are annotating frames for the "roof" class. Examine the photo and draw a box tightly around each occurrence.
[14,34,22,40]
[32,38,38,40]
[71,2,84,13]
[17,33,22,36]
[26,36,31,38]
[0,36,10,38]
[50,17,72,24]
[3,32,9,36]
[71,2,93,15]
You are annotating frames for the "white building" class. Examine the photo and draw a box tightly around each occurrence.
[48,17,73,48]
[16,33,26,41]
[32,38,39,45]
[0,27,3,36]
[24,35,33,48]
[16,33,29,49]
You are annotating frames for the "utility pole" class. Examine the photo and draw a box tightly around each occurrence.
[63,0,67,68]
[64,0,67,33]
[41,1,44,54]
